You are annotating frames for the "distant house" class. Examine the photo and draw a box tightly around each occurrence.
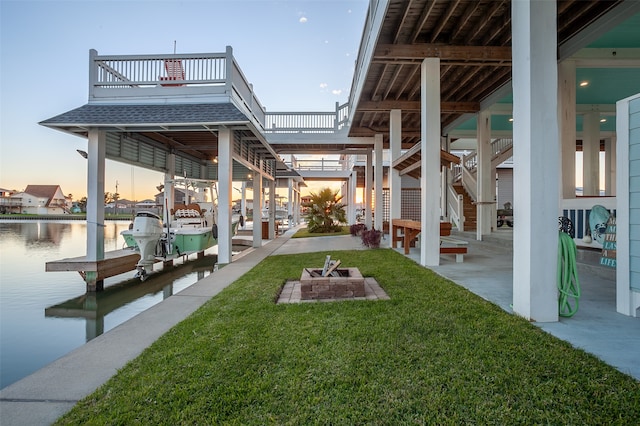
[154,189,193,207]
[11,185,70,215]
[0,187,20,214]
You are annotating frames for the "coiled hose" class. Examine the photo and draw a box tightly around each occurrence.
[557,231,581,317]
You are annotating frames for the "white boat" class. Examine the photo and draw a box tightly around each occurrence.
[127,211,164,271]
[121,179,241,280]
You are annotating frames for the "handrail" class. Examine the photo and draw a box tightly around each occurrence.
[447,184,465,231]
[91,51,229,89]
[286,157,349,171]
[461,166,477,202]
[264,103,349,134]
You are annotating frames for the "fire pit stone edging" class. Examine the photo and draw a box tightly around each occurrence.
[300,267,366,300]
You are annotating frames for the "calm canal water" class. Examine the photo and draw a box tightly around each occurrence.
[0,220,219,389]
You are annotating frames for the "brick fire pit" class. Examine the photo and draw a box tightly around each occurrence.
[300,267,365,300]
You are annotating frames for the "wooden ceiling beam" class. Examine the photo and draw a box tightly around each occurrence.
[410,0,438,44]
[357,100,480,113]
[374,44,511,61]
[449,1,482,42]
[429,0,462,43]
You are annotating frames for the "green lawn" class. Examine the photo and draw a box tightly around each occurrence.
[56,249,639,425]
[291,226,351,238]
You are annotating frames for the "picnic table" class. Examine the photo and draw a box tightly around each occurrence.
[391,219,468,262]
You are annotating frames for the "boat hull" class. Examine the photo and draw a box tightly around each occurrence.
[170,228,216,254]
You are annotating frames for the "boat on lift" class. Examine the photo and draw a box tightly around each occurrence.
[121,179,241,280]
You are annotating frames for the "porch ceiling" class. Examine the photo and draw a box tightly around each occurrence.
[348,0,639,150]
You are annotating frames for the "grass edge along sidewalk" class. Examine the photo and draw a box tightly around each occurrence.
[56,249,640,425]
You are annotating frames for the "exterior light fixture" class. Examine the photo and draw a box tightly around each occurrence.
[600,118,607,123]
[508,117,514,122]
[579,81,589,87]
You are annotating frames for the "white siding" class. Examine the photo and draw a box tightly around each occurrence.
[629,97,640,292]
[497,168,513,209]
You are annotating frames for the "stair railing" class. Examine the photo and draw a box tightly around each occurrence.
[446,184,465,231]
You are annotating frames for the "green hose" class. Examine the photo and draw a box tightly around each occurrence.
[557,231,581,317]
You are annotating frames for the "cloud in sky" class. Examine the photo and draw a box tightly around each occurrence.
[299,16,307,23]
[332,89,342,95]
[319,83,328,89]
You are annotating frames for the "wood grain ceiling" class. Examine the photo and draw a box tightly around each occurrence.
[348,0,624,148]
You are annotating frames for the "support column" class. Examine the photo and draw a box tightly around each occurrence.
[240,181,247,229]
[252,171,262,247]
[605,136,616,196]
[558,60,577,199]
[583,112,600,196]
[217,128,233,265]
[287,179,293,227]
[269,179,276,239]
[374,134,383,231]
[420,57,441,266]
[86,129,106,291]
[477,110,493,239]
[164,152,176,223]
[512,0,559,322]
[350,169,358,223]
[365,149,373,229]
[390,110,402,225]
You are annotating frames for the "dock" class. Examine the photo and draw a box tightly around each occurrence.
[46,249,141,291]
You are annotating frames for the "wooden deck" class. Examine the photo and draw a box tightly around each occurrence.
[46,249,141,291]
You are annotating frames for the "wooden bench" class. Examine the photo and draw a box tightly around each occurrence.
[439,235,469,263]
[391,219,468,261]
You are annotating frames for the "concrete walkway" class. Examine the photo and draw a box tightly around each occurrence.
[1,228,637,425]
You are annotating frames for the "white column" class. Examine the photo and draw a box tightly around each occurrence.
[477,110,493,240]
[512,0,559,322]
[164,152,176,223]
[252,171,262,247]
[296,190,301,225]
[287,179,293,227]
[240,181,247,229]
[217,128,233,265]
[583,112,600,196]
[269,179,276,239]
[558,60,577,199]
[365,149,373,229]
[86,129,106,262]
[390,109,402,224]
[350,169,358,223]
[605,136,616,196]
[374,134,383,231]
[420,57,441,266]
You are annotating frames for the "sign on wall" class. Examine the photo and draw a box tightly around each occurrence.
[600,215,616,268]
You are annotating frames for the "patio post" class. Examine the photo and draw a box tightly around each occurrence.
[512,0,559,322]
[420,57,441,266]
[390,109,402,225]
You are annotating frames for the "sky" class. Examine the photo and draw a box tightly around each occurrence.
[0,0,368,201]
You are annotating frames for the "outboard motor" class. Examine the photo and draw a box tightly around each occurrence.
[131,211,163,270]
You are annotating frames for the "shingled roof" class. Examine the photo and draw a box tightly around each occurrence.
[23,185,64,206]
[39,103,249,128]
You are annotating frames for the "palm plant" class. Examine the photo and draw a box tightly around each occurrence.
[302,187,347,233]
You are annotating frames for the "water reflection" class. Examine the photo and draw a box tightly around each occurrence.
[0,220,220,389]
[45,256,214,340]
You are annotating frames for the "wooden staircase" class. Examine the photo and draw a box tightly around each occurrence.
[452,183,477,231]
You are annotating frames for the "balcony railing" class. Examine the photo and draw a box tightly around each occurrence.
[88,47,266,128]
[264,103,349,134]
[88,48,352,139]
